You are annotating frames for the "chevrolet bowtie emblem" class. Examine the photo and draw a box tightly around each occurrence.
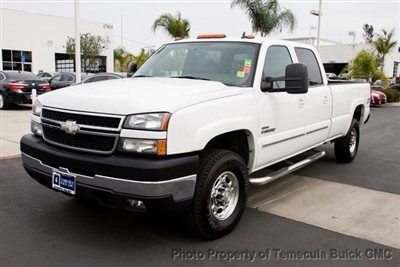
[60,121,79,135]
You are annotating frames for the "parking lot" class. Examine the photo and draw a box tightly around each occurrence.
[1,105,399,266]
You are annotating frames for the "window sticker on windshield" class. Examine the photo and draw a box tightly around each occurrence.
[236,71,245,78]
[244,59,252,67]
[243,65,250,73]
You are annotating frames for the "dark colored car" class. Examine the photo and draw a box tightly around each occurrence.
[0,71,50,110]
[389,83,400,91]
[80,73,123,84]
[49,73,90,90]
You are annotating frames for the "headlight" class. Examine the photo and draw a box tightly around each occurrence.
[118,138,166,155]
[32,100,42,116]
[31,121,42,136]
[124,113,171,131]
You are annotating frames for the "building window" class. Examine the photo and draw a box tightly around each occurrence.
[55,53,107,73]
[2,49,32,71]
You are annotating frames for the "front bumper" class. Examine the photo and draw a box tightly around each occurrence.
[21,134,199,210]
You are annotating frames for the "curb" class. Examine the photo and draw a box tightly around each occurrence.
[0,154,22,160]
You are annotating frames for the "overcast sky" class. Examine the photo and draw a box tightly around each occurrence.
[2,0,399,53]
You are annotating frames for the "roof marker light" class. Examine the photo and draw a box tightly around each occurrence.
[197,34,226,39]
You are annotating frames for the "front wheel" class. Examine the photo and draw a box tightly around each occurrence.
[334,118,360,163]
[188,149,248,239]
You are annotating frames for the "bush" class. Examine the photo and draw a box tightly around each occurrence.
[379,88,400,103]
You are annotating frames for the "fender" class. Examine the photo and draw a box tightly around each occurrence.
[167,93,259,156]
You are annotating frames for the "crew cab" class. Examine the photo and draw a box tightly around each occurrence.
[20,36,370,239]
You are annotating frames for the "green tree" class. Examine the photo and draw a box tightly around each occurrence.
[373,28,397,71]
[231,0,296,37]
[66,33,109,73]
[152,12,190,38]
[347,50,384,82]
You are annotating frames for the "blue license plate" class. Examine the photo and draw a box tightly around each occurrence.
[52,171,76,195]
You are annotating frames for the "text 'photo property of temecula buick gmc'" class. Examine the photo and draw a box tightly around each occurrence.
[21,36,370,239]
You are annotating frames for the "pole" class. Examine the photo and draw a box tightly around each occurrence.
[74,0,81,82]
[352,35,355,58]
[121,15,123,48]
[316,0,322,52]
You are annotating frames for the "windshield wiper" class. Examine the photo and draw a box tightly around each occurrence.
[171,75,211,81]
[133,75,151,78]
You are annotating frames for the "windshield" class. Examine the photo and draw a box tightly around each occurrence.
[134,42,260,87]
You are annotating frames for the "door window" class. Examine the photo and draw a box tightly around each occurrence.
[263,46,293,89]
[294,48,323,86]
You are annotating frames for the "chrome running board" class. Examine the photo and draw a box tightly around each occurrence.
[249,150,326,185]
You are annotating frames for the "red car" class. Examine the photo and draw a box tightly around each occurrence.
[371,90,387,106]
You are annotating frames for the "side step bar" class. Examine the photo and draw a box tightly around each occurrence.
[249,150,326,185]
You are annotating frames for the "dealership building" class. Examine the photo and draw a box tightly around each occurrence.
[0,8,114,74]
[287,37,400,78]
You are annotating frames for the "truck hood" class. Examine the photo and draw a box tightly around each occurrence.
[38,77,242,115]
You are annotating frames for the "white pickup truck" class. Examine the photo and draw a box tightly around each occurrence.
[21,36,370,239]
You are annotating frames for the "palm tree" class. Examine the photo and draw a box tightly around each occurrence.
[134,49,150,68]
[113,47,125,72]
[152,12,190,38]
[348,50,383,83]
[231,0,296,37]
[373,28,397,71]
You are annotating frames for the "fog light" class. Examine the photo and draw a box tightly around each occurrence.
[31,121,42,136]
[118,138,166,155]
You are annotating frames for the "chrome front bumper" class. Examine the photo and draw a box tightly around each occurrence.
[22,153,197,202]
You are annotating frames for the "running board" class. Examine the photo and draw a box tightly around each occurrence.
[249,150,326,185]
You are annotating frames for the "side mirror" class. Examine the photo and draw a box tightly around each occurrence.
[127,62,137,78]
[261,63,309,94]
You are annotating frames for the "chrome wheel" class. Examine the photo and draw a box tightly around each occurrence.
[0,94,4,109]
[209,171,239,221]
[349,128,357,154]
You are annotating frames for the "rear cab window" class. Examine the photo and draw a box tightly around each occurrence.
[294,48,323,86]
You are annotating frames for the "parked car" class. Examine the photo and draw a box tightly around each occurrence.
[79,73,123,84]
[371,90,386,106]
[389,83,400,91]
[326,72,337,79]
[49,73,91,90]
[372,80,384,90]
[36,72,58,82]
[0,71,50,109]
[21,36,370,239]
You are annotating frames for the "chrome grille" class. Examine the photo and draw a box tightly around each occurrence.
[41,108,123,154]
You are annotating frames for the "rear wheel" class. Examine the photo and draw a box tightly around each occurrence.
[0,93,8,110]
[188,149,248,239]
[334,118,360,163]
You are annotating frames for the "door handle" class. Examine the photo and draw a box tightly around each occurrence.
[298,98,305,108]
[323,96,329,104]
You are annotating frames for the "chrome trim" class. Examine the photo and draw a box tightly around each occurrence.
[22,153,197,202]
[42,106,125,131]
[262,126,329,148]
[40,107,124,154]
[41,124,119,155]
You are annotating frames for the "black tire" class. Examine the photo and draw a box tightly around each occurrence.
[0,93,9,110]
[188,149,248,239]
[334,118,360,163]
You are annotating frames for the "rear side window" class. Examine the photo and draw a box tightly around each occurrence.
[263,45,293,89]
[294,48,323,86]
[61,74,74,82]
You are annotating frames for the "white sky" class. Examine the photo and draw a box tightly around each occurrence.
[2,0,399,53]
